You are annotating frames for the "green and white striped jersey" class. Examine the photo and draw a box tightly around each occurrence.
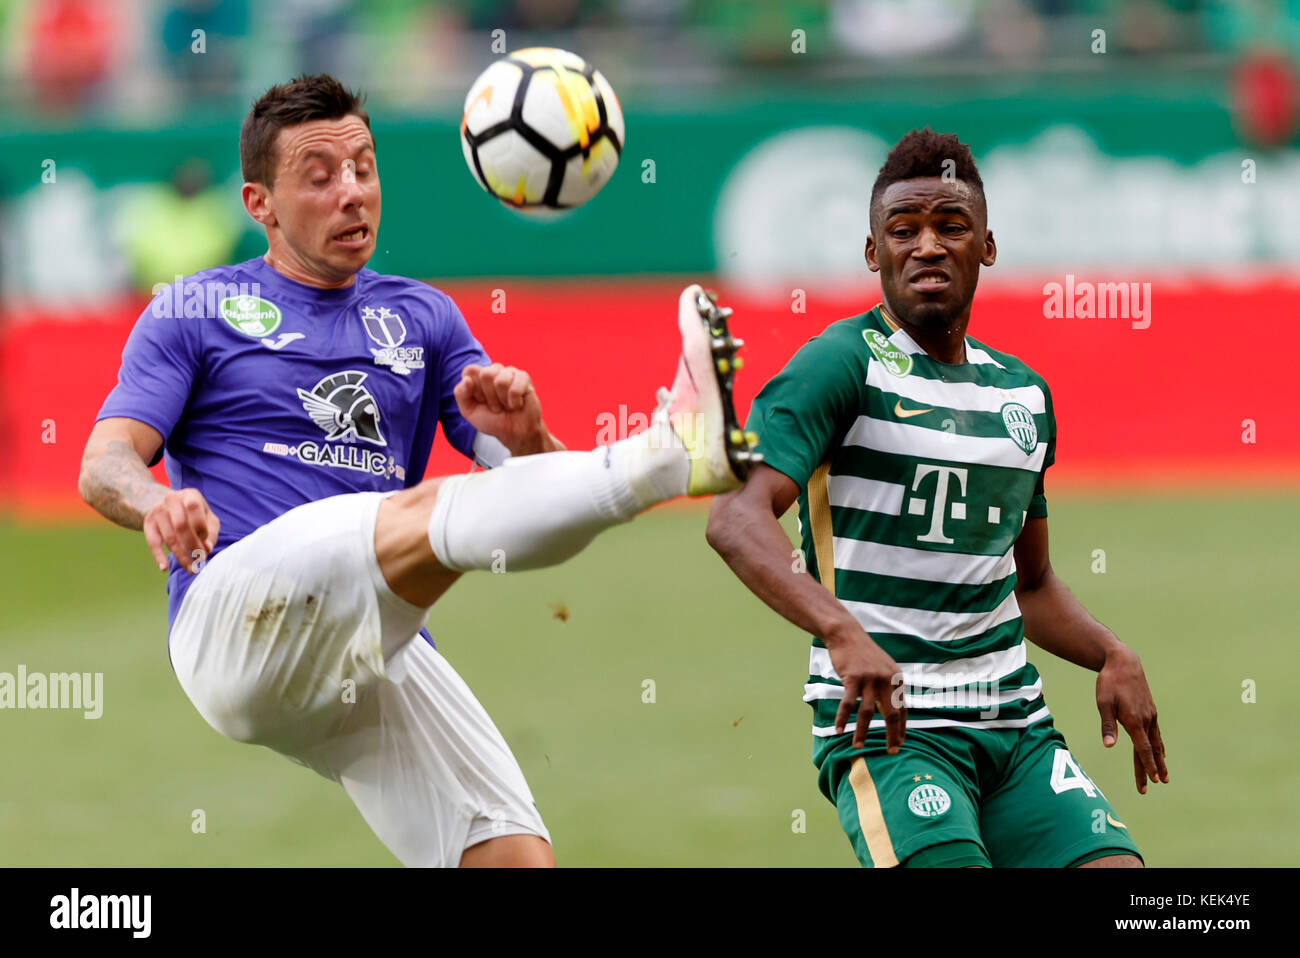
[745,306,1056,742]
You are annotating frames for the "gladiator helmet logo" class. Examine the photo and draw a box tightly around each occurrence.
[297,370,387,445]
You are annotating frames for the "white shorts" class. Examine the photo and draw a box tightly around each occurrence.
[169,490,550,866]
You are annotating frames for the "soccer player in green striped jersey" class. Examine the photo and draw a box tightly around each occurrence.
[707,129,1167,868]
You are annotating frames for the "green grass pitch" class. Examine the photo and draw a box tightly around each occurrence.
[1,492,1295,866]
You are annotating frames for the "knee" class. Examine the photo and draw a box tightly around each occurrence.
[459,835,555,868]
[1076,853,1144,868]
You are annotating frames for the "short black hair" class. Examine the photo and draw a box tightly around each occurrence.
[870,127,985,226]
[240,74,370,188]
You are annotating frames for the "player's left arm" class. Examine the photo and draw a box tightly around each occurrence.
[1014,517,1169,794]
[454,362,565,456]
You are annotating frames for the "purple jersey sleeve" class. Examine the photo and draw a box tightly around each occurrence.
[404,292,490,484]
[96,295,201,467]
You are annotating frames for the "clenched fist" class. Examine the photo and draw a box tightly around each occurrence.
[454,363,558,456]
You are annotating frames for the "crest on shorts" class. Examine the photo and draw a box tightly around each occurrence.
[362,305,425,375]
[863,328,912,377]
[1000,402,1038,455]
[907,783,951,818]
[297,370,386,445]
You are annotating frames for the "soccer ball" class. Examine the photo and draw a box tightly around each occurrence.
[460,47,625,212]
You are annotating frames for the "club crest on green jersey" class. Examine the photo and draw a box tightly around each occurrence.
[862,328,912,377]
[1000,402,1038,454]
[220,295,282,337]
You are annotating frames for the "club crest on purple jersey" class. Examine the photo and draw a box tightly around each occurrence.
[362,305,425,376]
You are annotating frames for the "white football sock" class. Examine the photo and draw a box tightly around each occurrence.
[427,430,689,573]
[611,413,691,508]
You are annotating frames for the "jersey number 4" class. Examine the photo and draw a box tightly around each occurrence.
[1049,748,1106,799]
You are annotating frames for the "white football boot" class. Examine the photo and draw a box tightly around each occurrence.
[654,284,762,495]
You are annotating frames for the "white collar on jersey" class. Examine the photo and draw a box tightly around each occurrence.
[879,302,971,365]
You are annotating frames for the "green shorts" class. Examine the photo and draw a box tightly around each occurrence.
[815,717,1142,868]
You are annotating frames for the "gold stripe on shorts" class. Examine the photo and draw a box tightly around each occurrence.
[807,460,835,595]
[848,756,899,868]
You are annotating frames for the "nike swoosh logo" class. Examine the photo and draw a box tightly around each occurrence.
[262,332,305,351]
[894,400,934,419]
[1106,813,1128,830]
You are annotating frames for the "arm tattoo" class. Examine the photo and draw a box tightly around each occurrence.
[79,439,167,530]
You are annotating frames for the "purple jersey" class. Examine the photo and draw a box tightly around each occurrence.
[97,256,489,637]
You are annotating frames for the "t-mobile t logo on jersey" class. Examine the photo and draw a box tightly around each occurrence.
[908,464,968,544]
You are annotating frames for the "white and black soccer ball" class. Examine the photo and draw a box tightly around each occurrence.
[460,47,624,212]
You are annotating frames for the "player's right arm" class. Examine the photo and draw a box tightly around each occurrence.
[706,320,906,751]
[707,467,906,751]
[79,417,218,573]
[81,285,214,573]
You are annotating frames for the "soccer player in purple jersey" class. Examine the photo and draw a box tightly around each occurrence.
[77,75,757,867]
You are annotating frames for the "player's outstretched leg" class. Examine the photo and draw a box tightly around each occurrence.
[170,284,759,868]
[375,284,761,610]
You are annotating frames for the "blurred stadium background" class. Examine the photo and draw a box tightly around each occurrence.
[1,0,1298,866]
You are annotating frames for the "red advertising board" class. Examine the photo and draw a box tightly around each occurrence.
[4,277,1297,519]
